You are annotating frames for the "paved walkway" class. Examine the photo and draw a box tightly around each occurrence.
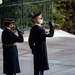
[0,29,75,75]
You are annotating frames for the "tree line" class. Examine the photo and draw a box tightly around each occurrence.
[52,0,75,34]
[0,0,75,34]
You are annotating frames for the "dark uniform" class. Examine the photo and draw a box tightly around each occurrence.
[1,18,24,75]
[28,12,54,72]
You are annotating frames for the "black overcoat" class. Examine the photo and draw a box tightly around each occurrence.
[28,25,54,71]
[1,28,24,74]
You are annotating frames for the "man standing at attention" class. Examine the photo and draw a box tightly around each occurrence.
[28,12,54,75]
[1,18,24,75]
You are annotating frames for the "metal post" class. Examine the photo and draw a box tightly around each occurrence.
[0,7,1,28]
[0,0,4,28]
[22,0,24,29]
[50,0,52,22]
[72,0,75,33]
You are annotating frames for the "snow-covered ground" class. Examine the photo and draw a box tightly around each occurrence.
[54,30,75,38]
[0,29,3,40]
[24,29,75,41]
[0,29,75,42]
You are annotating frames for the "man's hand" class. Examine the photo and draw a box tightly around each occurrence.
[16,26,24,34]
[48,21,54,29]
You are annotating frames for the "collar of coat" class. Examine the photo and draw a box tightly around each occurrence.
[35,23,42,27]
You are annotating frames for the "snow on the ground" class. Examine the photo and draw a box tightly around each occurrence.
[24,36,28,41]
[24,30,75,41]
[54,30,75,38]
[0,29,75,42]
[0,29,3,40]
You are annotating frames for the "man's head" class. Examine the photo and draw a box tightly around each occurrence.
[32,12,43,24]
[4,18,15,29]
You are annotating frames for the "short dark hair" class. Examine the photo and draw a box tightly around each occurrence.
[4,21,12,27]
[4,18,15,27]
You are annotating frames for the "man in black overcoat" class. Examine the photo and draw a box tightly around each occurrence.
[1,18,24,75]
[28,12,54,75]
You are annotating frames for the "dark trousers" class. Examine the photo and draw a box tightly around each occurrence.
[34,70,44,75]
[7,74,16,75]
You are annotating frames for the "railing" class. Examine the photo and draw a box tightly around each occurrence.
[0,0,52,30]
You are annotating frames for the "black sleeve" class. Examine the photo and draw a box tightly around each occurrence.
[46,21,55,37]
[28,30,35,54]
[9,30,24,43]
[46,28,54,37]
[40,27,54,37]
